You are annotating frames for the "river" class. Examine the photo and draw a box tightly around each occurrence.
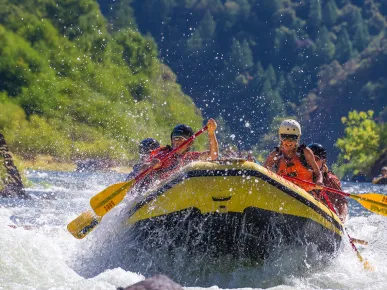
[1,170,387,290]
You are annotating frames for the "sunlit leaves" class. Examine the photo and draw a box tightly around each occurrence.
[336,110,380,175]
[0,0,203,164]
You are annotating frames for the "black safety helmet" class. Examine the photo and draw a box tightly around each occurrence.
[171,124,194,140]
[308,143,327,159]
[139,138,160,155]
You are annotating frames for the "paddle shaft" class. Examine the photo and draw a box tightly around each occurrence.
[283,175,387,207]
[134,125,208,183]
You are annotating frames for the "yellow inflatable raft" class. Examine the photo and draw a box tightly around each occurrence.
[125,159,344,260]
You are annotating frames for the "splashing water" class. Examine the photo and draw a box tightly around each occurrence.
[1,171,387,289]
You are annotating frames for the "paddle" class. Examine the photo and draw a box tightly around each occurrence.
[67,210,102,239]
[282,176,375,270]
[67,125,208,239]
[283,176,387,216]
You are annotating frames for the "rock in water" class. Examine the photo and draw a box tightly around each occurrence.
[118,275,183,290]
[0,132,27,198]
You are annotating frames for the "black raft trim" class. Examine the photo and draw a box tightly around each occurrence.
[128,169,343,233]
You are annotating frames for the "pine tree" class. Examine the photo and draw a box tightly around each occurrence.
[186,30,203,53]
[315,26,335,64]
[266,65,277,87]
[252,0,282,21]
[308,0,322,33]
[241,40,254,69]
[228,39,253,73]
[353,21,370,51]
[255,62,265,80]
[197,11,216,42]
[335,27,353,63]
[323,0,338,27]
[186,11,216,53]
[268,89,285,116]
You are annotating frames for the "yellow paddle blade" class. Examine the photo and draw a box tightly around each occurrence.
[355,252,374,271]
[90,180,135,217]
[351,193,387,216]
[67,210,102,239]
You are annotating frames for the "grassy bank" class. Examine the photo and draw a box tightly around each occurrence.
[20,155,132,174]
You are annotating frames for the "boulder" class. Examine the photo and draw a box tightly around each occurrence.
[0,133,27,198]
[118,275,183,290]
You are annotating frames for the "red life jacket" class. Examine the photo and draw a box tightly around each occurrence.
[147,146,203,181]
[148,146,181,181]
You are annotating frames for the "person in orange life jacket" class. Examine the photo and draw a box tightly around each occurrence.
[308,143,348,222]
[125,138,160,181]
[148,118,219,181]
[264,119,323,191]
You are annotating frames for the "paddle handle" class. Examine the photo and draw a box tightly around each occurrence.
[134,125,208,182]
[283,176,350,197]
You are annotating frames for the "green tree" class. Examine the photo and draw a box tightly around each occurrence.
[186,10,216,53]
[228,38,253,73]
[186,30,203,52]
[265,65,277,87]
[308,0,322,33]
[252,0,281,20]
[323,0,338,27]
[315,26,335,63]
[335,27,353,63]
[353,21,370,51]
[336,110,380,176]
[103,0,137,31]
[197,11,216,42]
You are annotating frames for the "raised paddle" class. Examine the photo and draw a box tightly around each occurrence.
[283,176,387,216]
[67,125,208,239]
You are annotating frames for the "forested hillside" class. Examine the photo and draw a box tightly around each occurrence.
[0,0,203,164]
[100,0,387,156]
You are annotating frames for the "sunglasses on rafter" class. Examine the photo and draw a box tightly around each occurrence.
[172,136,188,142]
[280,134,298,141]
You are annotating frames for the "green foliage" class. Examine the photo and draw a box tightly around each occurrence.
[228,38,253,74]
[335,110,380,176]
[354,18,370,50]
[308,0,323,32]
[103,0,387,157]
[0,0,203,164]
[315,26,336,63]
[186,11,216,52]
[323,0,338,27]
[335,27,353,63]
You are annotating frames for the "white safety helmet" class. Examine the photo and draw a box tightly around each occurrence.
[278,119,301,136]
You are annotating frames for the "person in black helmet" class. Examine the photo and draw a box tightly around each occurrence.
[308,143,348,222]
[125,138,160,181]
[149,118,218,181]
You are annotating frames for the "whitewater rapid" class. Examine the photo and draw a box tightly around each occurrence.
[1,170,387,290]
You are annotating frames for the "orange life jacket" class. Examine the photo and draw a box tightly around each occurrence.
[276,145,315,191]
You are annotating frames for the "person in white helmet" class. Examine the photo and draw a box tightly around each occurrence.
[264,119,323,192]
